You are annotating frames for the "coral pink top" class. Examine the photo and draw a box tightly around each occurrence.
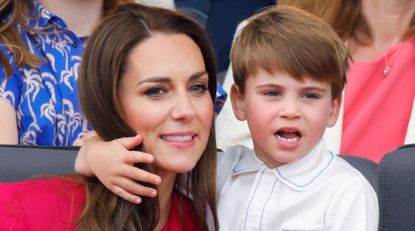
[0,178,201,230]
[341,36,415,163]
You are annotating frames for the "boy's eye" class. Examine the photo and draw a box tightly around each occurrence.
[144,87,167,97]
[189,84,208,94]
[263,90,281,96]
[302,92,320,99]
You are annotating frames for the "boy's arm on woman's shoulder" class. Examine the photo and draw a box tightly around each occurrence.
[0,131,161,204]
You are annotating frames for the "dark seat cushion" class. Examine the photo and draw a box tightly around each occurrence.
[0,145,78,182]
[378,144,415,231]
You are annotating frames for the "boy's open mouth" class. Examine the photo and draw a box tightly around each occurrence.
[274,128,302,143]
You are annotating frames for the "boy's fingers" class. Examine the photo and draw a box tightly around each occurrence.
[116,135,143,149]
[119,178,158,198]
[110,185,143,204]
[125,151,154,164]
[122,165,161,185]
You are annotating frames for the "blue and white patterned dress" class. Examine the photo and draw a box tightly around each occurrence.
[0,1,90,145]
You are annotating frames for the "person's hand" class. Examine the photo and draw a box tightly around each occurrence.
[75,134,161,204]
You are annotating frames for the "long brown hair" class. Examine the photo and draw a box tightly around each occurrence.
[0,0,130,77]
[280,0,415,44]
[78,3,218,231]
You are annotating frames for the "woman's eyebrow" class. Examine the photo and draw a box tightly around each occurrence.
[189,71,208,81]
[136,76,171,86]
[136,70,207,86]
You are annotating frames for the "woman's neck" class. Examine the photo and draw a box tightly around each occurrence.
[154,171,176,231]
[39,0,104,37]
[357,0,415,56]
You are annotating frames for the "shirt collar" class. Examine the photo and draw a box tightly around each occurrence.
[273,139,335,191]
[231,139,335,192]
[28,0,67,29]
[231,146,265,175]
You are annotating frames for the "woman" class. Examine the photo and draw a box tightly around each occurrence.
[0,0,130,145]
[0,3,218,230]
[326,0,415,163]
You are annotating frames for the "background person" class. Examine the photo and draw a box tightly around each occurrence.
[0,0,131,145]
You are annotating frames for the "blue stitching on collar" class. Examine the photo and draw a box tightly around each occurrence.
[260,177,278,231]
[274,152,334,188]
[243,168,265,231]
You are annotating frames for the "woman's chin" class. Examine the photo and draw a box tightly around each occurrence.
[155,159,199,174]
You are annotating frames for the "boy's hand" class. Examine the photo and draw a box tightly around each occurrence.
[75,134,161,204]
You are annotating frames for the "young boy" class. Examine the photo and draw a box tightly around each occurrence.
[215,5,378,231]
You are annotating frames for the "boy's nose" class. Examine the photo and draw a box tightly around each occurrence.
[279,98,300,119]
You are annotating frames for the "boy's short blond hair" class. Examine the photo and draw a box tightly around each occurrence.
[231,5,349,99]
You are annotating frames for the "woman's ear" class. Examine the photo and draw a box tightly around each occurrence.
[230,84,247,121]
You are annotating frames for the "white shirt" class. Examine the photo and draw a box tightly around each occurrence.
[216,140,379,231]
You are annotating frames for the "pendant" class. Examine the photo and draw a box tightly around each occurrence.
[383,66,391,77]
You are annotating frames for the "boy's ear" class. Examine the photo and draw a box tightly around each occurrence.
[327,94,342,127]
[230,84,247,121]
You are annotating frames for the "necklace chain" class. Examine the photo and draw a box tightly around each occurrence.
[382,42,405,77]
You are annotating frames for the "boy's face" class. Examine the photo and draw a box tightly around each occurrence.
[231,67,340,168]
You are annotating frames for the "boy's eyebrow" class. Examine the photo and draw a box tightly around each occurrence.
[255,84,329,94]
[255,83,283,88]
[301,86,328,93]
[136,71,207,86]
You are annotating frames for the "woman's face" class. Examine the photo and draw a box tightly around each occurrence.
[118,33,213,174]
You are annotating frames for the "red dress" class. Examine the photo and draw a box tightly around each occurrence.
[0,178,202,230]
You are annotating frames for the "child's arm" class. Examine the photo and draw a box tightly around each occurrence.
[75,134,161,204]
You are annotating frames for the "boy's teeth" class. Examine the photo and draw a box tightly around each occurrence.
[162,135,192,142]
[276,134,300,143]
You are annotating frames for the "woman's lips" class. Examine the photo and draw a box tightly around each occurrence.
[160,132,197,149]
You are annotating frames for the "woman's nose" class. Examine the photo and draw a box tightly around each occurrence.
[170,93,196,121]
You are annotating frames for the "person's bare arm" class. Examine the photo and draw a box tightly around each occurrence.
[0,99,18,144]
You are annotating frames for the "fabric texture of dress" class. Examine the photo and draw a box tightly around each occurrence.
[340,36,415,162]
[0,178,201,230]
[0,0,91,145]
